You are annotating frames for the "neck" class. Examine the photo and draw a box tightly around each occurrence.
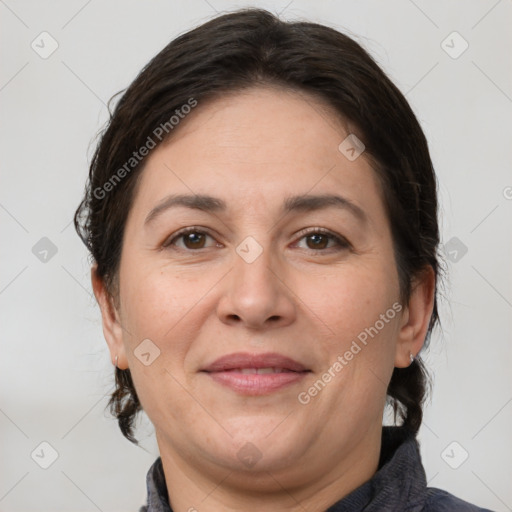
[156,423,383,512]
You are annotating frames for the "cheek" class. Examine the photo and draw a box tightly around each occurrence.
[118,260,224,390]
[303,266,400,406]
[297,261,399,341]
[295,261,401,400]
[118,266,201,422]
[120,261,200,339]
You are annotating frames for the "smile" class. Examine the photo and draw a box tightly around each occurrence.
[201,352,311,395]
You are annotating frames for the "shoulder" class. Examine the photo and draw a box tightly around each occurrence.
[423,487,495,512]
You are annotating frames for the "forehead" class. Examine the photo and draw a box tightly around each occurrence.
[168,86,351,160]
[128,86,385,225]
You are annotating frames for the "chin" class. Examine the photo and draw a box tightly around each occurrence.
[220,420,307,469]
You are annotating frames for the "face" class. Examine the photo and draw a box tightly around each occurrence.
[99,87,421,488]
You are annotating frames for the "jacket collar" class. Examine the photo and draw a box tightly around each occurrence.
[140,426,426,512]
[326,426,426,511]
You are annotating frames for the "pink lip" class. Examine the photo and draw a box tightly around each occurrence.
[201,352,310,396]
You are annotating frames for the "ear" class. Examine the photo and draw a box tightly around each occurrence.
[395,266,436,368]
[91,264,128,369]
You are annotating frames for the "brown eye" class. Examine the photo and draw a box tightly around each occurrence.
[305,233,330,250]
[181,231,207,249]
[295,229,350,252]
[164,228,216,251]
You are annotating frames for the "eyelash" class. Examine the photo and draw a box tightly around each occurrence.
[162,226,351,253]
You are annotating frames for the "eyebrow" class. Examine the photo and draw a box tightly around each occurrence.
[144,192,368,226]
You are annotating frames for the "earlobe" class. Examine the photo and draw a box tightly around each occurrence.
[395,266,436,368]
[91,265,128,370]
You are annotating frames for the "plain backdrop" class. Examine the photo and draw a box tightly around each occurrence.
[1,1,511,511]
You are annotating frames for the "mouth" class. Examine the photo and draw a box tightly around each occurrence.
[200,352,311,395]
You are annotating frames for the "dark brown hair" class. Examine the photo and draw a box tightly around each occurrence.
[74,8,443,443]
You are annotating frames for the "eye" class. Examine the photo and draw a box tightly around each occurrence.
[294,228,351,252]
[162,227,351,253]
[163,227,219,251]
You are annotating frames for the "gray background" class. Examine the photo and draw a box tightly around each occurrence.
[1,0,511,511]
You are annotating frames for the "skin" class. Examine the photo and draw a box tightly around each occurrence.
[92,86,435,512]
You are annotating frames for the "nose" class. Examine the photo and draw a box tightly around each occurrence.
[216,241,296,330]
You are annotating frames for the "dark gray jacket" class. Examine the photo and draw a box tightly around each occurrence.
[139,426,494,511]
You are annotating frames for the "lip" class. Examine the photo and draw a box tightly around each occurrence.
[201,352,310,395]
[202,352,308,372]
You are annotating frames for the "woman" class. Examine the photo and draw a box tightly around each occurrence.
[74,8,493,512]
